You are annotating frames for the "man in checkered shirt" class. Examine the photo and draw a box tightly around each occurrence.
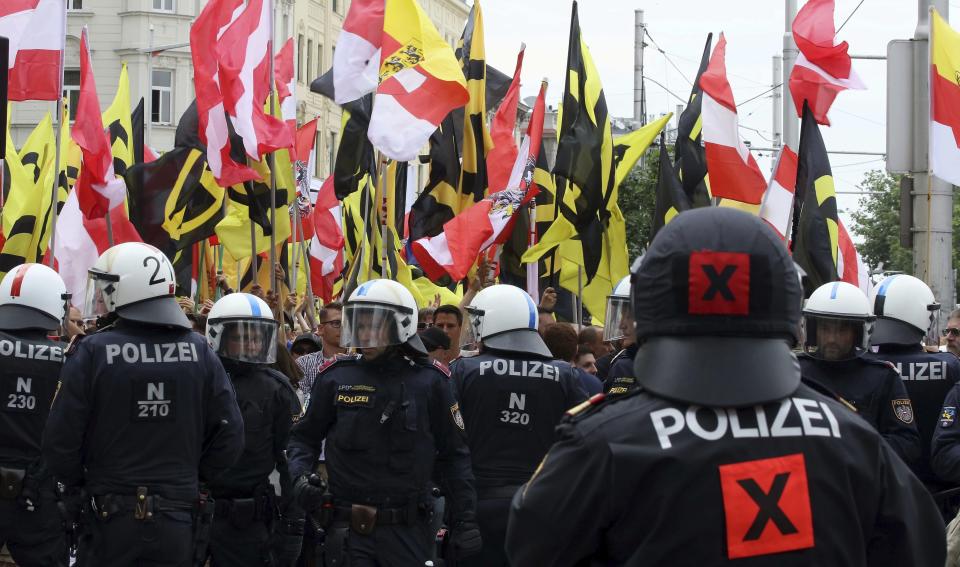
[295,302,345,408]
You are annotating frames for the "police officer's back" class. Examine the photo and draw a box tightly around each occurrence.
[797,281,921,466]
[0,264,69,567]
[864,274,960,490]
[505,208,944,566]
[287,279,481,566]
[600,276,642,397]
[43,242,244,567]
[201,293,304,567]
[452,285,586,567]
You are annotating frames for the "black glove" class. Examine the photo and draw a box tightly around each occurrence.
[453,521,482,558]
[272,516,305,567]
[292,475,325,512]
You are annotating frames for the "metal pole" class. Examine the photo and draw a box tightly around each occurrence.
[379,158,388,279]
[267,0,278,292]
[772,55,783,154]
[146,24,154,149]
[576,264,583,331]
[105,210,114,247]
[48,1,68,267]
[913,0,955,316]
[782,0,799,150]
[634,10,646,125]
[526,205,538,300]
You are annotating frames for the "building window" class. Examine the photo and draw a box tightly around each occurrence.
[151,69,173,124]
[307,39,313,81]
[328,132,337,176]
[315,132,323,178]
[318,43,323,75]
[332,0,338,14]
[282,13,289,39]
[63,69,81,121]
[152,0,174,11]
[67,0,82,10]
[297,34,304,84]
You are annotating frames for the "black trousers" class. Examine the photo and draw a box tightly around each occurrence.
[338,522,433,567]
[77,508,193,567]
[207,514,274,567]
[0,490,68,567]
[459,497,510,567]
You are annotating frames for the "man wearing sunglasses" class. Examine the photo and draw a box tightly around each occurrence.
[295,302,346,411]
[944,309,960,359]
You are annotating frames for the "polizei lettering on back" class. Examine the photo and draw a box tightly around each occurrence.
[105,342,199,365]
[477,359,559,381]
[650,398,842,449]
[0,339,63,362]
[891,361,947,381]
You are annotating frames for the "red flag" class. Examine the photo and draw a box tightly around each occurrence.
[293,119,320,242]
[73,28,126,219]
[333,0,384,104]
[788,0,864,126]
[759,146,798,240]
[275,38,296,140]
[0,0,64,102]
[309,177,344,303]
[217,0,293,159]
[837,218,871,295]
[487,46,524,193]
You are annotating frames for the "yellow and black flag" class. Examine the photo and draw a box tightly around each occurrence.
[103,63,134,176]
[674,34,713,208]
[653,133,690,237]
[792,103,839,291]
[455,0,492,209]
[408,114,461,242]
[333,94,375,200]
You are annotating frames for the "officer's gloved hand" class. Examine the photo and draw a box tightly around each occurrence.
[453,521,482,558]
[292,475,325,512]
[272,516,305,567]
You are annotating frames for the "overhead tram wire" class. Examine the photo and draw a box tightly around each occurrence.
[642,75,688,104]
[644,28,694,87]
[737,83,782,108]
[836,0,867,35]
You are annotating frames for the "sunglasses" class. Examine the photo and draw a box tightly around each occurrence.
[942,328,960,338]
[417,322,434,330]
[320,320,342,329]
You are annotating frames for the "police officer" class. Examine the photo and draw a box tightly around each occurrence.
[601,275,639,396]
[202,293,304,566]
[866,274,960,491]
[0,264,69,566]
[505,208,944,566]
[452,284,586,567]
[287,279,481,566]
[798,281,921,466]
[43,242,245,566]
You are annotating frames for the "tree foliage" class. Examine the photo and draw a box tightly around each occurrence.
[617,147,661,261]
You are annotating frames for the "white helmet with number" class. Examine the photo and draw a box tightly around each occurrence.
[603,276,633,342]
[341,279,426,354]
[0,263,67,331]
[463,284,551,358]
[83,242,190,329]
[802,281,875,357]
[870,274,940,345]
[206,293,278,364]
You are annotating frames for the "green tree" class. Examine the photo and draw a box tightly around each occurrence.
[617,146,661,261]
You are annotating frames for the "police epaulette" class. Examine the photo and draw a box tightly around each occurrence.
[801,377,858,413]
[318,353,361,375]
[64,333,88,356]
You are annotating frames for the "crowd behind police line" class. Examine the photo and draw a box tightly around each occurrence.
[5,208,960,565]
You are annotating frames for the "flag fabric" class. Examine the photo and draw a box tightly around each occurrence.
[455,0,493,208]
[837,218,871,295]
[1,0,64,102]
[103,63,134,176]
[294,118,319,203]
[700,34,767,205]
[274,38,296,136]
[72,28,127,219]
[58,96,81,197]
[408,115,461,242]
[367,0,469,161]
[930,8,960,185]
[487,46,523,194]
[335,95,376,200]
[788,0,865,126]
[333,0,384,104]
[793,103,839,291]
[674,34,713,208]
[190,0,257,186]
[759,146,799,240]
[653,134,690,237]
[217,0,293,160]
[612,113,673,189]
[309,177,345,303]
[412,78,546,281]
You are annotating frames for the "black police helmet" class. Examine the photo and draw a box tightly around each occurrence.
[631,207,802,407]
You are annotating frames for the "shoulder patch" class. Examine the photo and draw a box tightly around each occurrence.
[450,402,465,430]
[892,399,914,424]
[941,406,957,428]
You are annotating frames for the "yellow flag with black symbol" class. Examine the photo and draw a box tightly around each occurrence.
[456,0,492,211]
[18,112,54,184]
[103,63,134,176]
[408,115,460,243]
[59,98,81,196]
[793,104,839,290]
[612,113,672,189]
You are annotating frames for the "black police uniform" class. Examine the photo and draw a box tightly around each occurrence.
[204,362,302,567]
[450,350,587,567]
[505,382,946,566]
[43,320,245,566]
[867,345,960,489]
[594,349,617,381]
[602,344,639,396]
[0,330,67,566]
[287,351,477,567]
[798,353,921,466]
[928,380,960,486]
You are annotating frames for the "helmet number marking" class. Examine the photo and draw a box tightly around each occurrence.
[142,256,167,286]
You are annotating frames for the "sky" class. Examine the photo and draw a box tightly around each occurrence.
[477,0,933,233]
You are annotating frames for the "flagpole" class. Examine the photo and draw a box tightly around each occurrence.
[526,204,538,298]
[47,1,68,267]
[576,264,583,331]
[379,156,389,279]
[104,210,114,247]
[267,0,279,294]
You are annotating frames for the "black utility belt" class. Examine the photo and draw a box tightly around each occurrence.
[92,487,193,521]
[213,492,275,523]
[0,467,25,500]
[477,484,522,500]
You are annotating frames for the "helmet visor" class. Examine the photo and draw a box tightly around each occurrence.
[82,272,118,319]
[340,303,404,349]
[803,315,869,360]
[926,307,942,347]
[208,318,279,364]
[461,308,483,349]
[603,297,634,342]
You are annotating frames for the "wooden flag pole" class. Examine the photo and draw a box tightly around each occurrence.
[47,3,68,267]
[104,210,115,247]
[266,0,279,293]
[379,156,389,279]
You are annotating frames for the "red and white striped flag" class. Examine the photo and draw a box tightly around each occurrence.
[0,0,64,101]
[759,146,798,241]
[837,218,871,295]
[411,80,546,281]
[72,28,126,219]
[217,0,293,160]
[309,177,344,303]
[700,34,767,205]
[333,0,384,104]
[788,0,864,126]
[190,0,257,186]
[274,37,296,138]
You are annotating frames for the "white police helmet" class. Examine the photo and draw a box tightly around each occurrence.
[341,279,425,353]
[206,293,278,364]
[603,275,633,342]
[870,274,940,345]
[802,281,875,358]
[0,263,68,331]
[463,284,551,358]
[83,242,190,328]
